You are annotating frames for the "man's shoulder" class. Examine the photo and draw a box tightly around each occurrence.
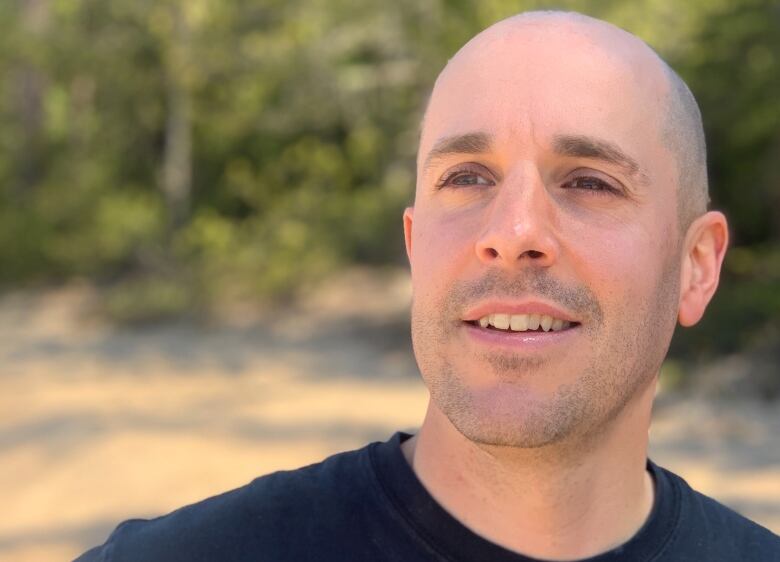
[683,485,780,557]
[75,440,381,562]
[656,463,780,560]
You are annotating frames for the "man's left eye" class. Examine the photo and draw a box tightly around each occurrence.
[563,176,620,194]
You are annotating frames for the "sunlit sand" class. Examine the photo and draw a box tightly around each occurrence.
[1,271,777,561]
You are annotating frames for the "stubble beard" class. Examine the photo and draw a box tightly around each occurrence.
[411,264,680,450]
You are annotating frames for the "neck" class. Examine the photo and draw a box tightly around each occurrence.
[402,378,657,561]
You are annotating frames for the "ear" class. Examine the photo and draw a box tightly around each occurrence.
[403,206,414,264]
[678,211,729,327]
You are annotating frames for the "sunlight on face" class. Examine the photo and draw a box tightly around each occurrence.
[405,16,683,448]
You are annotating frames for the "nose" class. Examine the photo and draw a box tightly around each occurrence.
[474,167,560,269]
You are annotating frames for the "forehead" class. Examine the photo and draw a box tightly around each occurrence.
[419,22,671,174]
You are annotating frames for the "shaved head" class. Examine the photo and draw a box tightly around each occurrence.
[660,63,710,228]
[419,10,709,231]
[406,9,722,450]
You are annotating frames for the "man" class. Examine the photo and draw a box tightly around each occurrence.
[77,10,779,562]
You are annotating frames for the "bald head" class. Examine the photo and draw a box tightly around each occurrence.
[420,10,709,230]
[660,63,710,228]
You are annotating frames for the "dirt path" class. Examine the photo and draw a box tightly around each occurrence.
[1,272,778,561]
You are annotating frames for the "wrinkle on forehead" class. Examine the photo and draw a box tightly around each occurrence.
[446,11,667,85]
[421,11,670,145]
[417,11,675,199]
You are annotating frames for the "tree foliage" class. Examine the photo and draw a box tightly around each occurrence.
[0,0,777,355]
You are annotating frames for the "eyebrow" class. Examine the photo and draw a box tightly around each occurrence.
[423,131,492,172]
[422,130,650,187]
[552,134,650,186]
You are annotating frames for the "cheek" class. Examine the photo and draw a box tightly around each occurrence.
[410,208,482,293]
[564,215,671,309]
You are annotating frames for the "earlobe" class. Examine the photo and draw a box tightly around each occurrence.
[403,207,414,264]
[678,211,729,327]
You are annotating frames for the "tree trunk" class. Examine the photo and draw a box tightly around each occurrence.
[12,0,49,198]
[162,3,193,231]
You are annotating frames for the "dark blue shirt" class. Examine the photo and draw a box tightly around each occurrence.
[76,432,780,561]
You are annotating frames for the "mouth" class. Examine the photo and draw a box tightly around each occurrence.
[466,312,579,333]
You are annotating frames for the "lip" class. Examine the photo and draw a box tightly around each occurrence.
[462,321,580,350]
[462,300,580,323]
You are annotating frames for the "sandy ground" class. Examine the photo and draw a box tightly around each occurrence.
[1,269,778,561]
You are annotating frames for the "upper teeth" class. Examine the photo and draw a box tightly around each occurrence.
[477,313,571,332]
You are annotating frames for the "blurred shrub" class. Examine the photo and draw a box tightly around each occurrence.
[0,0,776,359]
[103,274,196,324]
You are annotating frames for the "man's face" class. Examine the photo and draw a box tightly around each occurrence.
[405,22,683,448]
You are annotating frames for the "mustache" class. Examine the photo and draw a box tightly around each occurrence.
[444,269,603,323]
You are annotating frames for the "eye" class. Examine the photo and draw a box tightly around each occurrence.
[562,175,622,196]
[436,164,495,189]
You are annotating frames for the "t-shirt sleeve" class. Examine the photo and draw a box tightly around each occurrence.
[72,520,133,562]
[73,545,105,562]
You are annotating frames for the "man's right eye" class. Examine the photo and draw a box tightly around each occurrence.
[436,165,496,189]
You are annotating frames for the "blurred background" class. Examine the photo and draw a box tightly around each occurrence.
[0,0,778,560]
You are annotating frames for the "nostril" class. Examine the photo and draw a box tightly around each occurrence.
[486,248,499,258]
[526,250,543,259]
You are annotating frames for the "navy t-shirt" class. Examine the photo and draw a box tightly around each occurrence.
[76,432,780,561]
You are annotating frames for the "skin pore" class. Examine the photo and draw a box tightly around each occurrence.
[401,11,728,561]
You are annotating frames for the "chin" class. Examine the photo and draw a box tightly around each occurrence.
[432,383,590,449]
